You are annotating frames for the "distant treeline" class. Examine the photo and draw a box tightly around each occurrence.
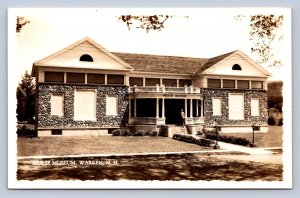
[267,81,283,112]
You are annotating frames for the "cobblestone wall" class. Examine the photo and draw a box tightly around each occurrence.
[203,88,268,126]
[37,84,128,128]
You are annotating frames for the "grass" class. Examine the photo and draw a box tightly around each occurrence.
[17,136,212,157]
[223,126,283,148]
[17,153,283,181]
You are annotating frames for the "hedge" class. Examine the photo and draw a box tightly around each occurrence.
[112,128,158,137]
[204,131,250,146]
[173,134,215,147]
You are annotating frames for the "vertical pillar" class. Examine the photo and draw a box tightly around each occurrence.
[162,98,165,118]
[190,99,193,118]
[156,98,159,118]
[184,98,187,118]
[128,98,131,118]
[134,98,137,118]
[201,100,204,117]
[196,100,199,117]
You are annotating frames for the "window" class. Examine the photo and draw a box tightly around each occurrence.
[80,54,93,62]
[212,98,222,116]
[87,73,105,84]
[107,75,124,85]
[179,79,192,87]
[207,78,221,88]
[145,78,160,86]
[106,96,118,116]
[251,98,260,116]
[45,72,64,83]
[129,77,143,86]
[232,64,242,70]
[237,80,249,89]
[51,129,62,135]
[50,94,64,116]
[223,79,235,88]
[67,73,85,83]
[228,94,244,120]
[162,79,177,87]
[251,81,264,89]
[74,90,96,121]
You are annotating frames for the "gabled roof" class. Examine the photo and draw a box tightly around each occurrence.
[113,52,208,74]
[194,50,238,74]
[32,37,133,75]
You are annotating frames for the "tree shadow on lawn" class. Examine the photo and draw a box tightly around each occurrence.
[17,153,282,181]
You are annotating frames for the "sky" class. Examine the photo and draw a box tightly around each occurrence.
[10,8,291,83]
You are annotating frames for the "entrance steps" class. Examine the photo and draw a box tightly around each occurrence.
[161,125,189,137]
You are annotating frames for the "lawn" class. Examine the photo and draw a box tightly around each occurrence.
[17,136,212,157]
[223,126,283,148]
[17,153,282,181]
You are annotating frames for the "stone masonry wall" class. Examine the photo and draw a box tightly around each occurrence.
[37,84,128,128]
[203,88,268,126]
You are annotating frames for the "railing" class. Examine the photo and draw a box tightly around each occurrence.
[129,85,202,94]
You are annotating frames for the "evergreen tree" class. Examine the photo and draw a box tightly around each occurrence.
[16,71,36,122]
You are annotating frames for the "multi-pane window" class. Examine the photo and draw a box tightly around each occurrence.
[162,79,177,87]
[45,72,64,83]
[67,73,85,83]
[129,77,143,86]
[87,74,105,84]
[179,79,192,87]
[145,78,160,86]
[208,79,221,88]
[237,80,249,89]
[223,79,235,88]
[107,75,124,85]
[251,81,264,89]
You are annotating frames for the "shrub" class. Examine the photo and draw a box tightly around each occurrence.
[112,129,122,136]
[172,134,215,147]
[133,130,146,136]
[17,125,37,138]
[278,118,283,126]
[149,129,158,137]
[268,116,276,125]
[204,131,250,146]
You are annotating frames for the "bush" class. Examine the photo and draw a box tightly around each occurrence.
[268,116,276,125]
[17,125,37,138]
[112,129,122,136]
[149,129,158,137]
[278,118,283,126]
[172,134,215,147]
[133,130,146,136]
[204,131,250,146]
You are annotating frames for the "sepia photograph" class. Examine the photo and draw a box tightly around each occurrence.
[8,8,292,189]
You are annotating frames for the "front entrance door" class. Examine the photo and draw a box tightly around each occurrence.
[165,99,184,125]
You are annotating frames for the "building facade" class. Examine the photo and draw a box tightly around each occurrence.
[32,37,271,136]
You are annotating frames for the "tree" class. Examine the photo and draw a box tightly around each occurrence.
[117,15,178,33]
[16,71,36,122]
[16,16,30,33]
[267,81,283,112]
[248,14,284,67]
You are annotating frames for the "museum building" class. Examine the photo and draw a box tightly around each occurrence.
[31,37,271,136]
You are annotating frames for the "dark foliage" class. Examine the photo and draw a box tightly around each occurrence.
[268,117,276,126]
[173,134,215,147]
[17,125,37,138]
[204,131,250,146]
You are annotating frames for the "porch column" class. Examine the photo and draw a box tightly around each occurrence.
[156,98,159,118]
[200,100,204,117]
[184,98,187,118]
[196,100,199,117]
[134,98,137,118]
[162,98,165,118]
[128,98,131,118]
[190,99,193,118]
